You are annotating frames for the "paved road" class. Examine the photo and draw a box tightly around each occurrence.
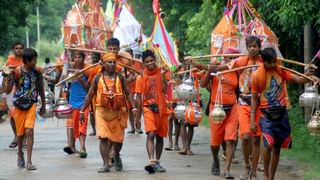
[0,117,303,180]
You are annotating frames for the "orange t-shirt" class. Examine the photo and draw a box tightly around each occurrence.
[252,68,293,109]
[210,72,238,105]
[135,75,157,105]
[228,56,263,100]
[6,55,23,66]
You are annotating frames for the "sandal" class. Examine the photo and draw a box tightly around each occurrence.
[186,149,194,155]
[220,154,226,161]
[164,147,173,151]
[211,161,220,176]
[17,153,25,168]
[63,147,74,155]
[26,163,37,171]
[179,149,187,155]
[127,129,135,134]
[79,151,87,158]
[231,158,239,164]
[97,166,110,173]
[9,141,18,148]
[223,172,235,179]
[89,132,96,136]
[144,164,155,174]
[173,145,181,151]
[239,164,251,180]
[135,129,143,134]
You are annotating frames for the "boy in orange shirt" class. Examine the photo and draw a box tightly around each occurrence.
[251,48,319,180]
[136,50,169,173]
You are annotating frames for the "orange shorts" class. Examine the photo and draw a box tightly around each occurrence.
[13,104,37,136]
[238,104,261,139]
[72,108,89,139]
[143,107,168,138]
[210,104,238,146]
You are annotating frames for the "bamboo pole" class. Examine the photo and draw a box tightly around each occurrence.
[187,54,244,60]
[277,58,317,69]
[187,53,318,69]
[176,68,199,75]
[117,62,142,74]
[211,65,260,76]
[55,63,100,87]
[280,66,314,82]
[65,47,142,63]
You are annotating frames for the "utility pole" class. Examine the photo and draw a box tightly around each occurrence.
[37,4,40,42]
[26,27,29,48]
[304,22,312,122]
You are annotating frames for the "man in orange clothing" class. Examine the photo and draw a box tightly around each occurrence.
[2,42,24,149]
[136,50,170,173]
[199,47,240,178]
[251,48,319,180]
[80,52,137,172]
[2,48,45,170]
[210,36,264,179]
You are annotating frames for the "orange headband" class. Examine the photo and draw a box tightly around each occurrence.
[102,53,117,62]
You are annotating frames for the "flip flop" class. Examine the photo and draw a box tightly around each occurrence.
[186,149,194,155]
[223,173,235,179]
[179,149,187,155]
[79,151,87,158]
[135,129,143,134]
[144,164,155,174]
[26,164,37,171]
[17,153,25,168]
[211,161,220,176]
[173,145,181,151]
[9,141,18,148]
[127,129,135,134]
[97,166,110,173]
[63,147,74,155]
[239,165,251,180]
[89,132,96,136]
[164,147,173,151]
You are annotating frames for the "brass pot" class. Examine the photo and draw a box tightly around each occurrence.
[307,110,320,136]
[210,104,226,124]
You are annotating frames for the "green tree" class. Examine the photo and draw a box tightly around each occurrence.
[26,0,74,47]
[0,0,35,55]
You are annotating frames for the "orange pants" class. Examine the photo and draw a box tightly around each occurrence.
[238,104,261,139]
[143,107,168,138]
[95,106,128,143]
[72,109,89,139]
[210,104,238,146]
[13,104,37,136]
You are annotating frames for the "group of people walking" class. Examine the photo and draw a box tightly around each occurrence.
[1,35,319,180]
